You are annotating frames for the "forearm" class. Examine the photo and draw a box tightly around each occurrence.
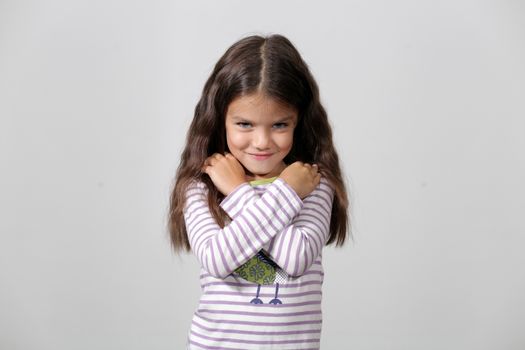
[219,177,334,277]
[184,179,304,278]
[265,178,333,276]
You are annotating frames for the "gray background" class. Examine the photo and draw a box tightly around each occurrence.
[1,0,524,349]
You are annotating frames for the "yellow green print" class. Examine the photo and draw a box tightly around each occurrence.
[235,251,277,285]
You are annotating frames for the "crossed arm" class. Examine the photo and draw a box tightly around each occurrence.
[183,177,334,278]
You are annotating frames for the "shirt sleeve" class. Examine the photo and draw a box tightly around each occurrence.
[219,177,335,277]
[183,178,304,279]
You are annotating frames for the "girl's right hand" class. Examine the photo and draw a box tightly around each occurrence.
[202,153,246,196]
[278,161,321,199]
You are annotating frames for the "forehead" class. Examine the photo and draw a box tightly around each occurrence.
[226,93,297,121]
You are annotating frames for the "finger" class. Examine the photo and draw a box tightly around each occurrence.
[204,155,215,165]
[204,158,215,166]
[314,173,321,184]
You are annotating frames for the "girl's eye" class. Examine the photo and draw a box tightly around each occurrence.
[273,123,288,129]
[236,122,252,128]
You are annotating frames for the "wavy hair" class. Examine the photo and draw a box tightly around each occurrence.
[168,34,351,252]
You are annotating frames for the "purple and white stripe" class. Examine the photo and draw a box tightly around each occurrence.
[183,177,334,350]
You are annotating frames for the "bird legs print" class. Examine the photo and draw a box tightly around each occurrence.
[250,283,282,304]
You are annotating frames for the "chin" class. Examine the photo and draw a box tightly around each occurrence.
[244,166,272,176]
[246,168,271,176]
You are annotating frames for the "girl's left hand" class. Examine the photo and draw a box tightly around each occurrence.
[202,153,246,196]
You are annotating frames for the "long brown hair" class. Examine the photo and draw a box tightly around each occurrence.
[168,34,351,252]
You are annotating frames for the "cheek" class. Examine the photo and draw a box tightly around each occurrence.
[277,133,294,151]
[226,131,247,150]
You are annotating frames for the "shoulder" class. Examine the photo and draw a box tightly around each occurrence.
[184,179,209,200]
[318,176,335,194]
[183,180,210,214]
[319,176,332,188]
[187,179,207,191]
[305,176,335,203]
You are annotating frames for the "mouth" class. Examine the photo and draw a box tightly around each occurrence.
[248,153,273,160]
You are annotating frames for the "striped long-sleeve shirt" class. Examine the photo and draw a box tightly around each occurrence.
[183,176,334,350]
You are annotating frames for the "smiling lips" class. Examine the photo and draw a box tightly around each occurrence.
[249,153,273,160]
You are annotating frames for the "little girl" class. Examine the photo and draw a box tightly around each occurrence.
[169,34,350,350]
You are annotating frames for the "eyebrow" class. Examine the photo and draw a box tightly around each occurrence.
[231,116,295,123]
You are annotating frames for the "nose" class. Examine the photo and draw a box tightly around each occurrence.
[253,128,271,150]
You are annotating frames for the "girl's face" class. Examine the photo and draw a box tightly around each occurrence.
[225,92,298,181]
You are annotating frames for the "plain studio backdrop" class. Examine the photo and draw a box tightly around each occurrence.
[1,0,524,349]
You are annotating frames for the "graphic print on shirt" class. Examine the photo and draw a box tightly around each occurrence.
[234,249,289,304]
